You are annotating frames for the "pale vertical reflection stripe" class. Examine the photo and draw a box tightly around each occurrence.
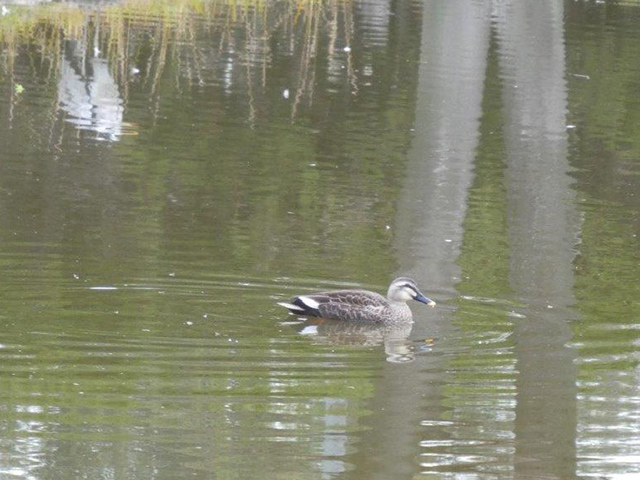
[348,0,493,479]
[494,0,580,478]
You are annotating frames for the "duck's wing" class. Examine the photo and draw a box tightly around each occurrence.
[282,290,388,322]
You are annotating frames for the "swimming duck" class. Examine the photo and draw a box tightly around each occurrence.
[278,277,435,323]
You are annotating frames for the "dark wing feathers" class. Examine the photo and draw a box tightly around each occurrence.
[314,290,387,307]
[292,290,389,323]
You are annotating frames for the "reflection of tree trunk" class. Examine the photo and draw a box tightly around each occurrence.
[395,1,490,312]
[495,1,579,478]
[347,1,490,478]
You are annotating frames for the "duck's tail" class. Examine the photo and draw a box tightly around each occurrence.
[278,296,320,316]
[277,302,306,314]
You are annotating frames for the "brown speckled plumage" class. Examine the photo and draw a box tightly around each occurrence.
[278,277,435,324]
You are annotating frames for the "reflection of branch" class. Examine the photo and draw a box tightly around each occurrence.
[104,9,131,100]
[219,5,232,53]
[8,74,15,130]
[292,1,319,121]
[306,5,319,108]
[344,2,358,96]
[245,14,256,128]
[262,8,267,89]
[328,0,338,57]
[94,6,101,58]
[150,23,169,98]
[187,14,205,87]
[119,20,130,103]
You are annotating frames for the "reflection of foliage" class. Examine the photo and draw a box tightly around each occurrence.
[0,0,359,121]
[565,0,640,371]
[564,4,640,473]
[573,200,640,373]
[0,0,422,287]
[456,32,513,333]
[565,2,640,206]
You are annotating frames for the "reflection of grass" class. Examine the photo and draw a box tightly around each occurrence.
[0,0,354,121]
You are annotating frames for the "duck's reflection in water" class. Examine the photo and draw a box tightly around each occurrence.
[292,319,436,364]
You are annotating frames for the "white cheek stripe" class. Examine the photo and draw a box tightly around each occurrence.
[298,296,319,309]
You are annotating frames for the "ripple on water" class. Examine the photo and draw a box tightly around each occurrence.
[0,273,382,478]
[413,295,518,477]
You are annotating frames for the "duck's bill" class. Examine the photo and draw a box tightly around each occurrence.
[415,291,436,307]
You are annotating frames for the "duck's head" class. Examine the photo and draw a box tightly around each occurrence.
[387,277,436,307]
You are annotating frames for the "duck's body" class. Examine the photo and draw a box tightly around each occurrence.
[285,289,411,323]
[278,277,435,324]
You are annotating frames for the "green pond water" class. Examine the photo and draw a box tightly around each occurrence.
[1,0,640,479]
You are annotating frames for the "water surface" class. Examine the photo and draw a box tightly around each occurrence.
[1,0,640,479]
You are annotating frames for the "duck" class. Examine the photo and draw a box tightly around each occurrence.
[278,277,435,324]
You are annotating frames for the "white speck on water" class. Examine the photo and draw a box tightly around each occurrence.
[203,314,208,318]
[114,311,119,314]
[142,329,151,332]
[186,321,193,326]
[572,73,590,80]
[309,163,316,167]
[445,238,452,243]
[90,286,118,291]
[131,67,140,74]
[73,274,80,280]
[168,272,176,277]
[507,311,526,319]
[547,305,554,309]
[566,125,577,129]
[385,225,391,230]
[282,89,290,99]
[343,46,351,53]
